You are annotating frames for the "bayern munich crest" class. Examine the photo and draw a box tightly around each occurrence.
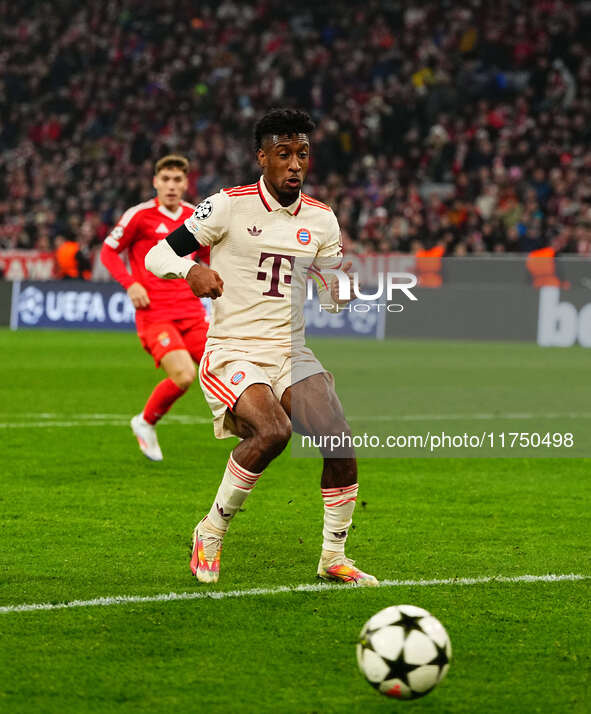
[297,228,311,245]
[193,199,213,220]
[230,370,246,385]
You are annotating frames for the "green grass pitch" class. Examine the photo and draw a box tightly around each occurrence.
[0,329,589,713]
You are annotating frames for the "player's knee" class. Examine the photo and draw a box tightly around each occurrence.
[172,364,197,391]
[257,415,292,456]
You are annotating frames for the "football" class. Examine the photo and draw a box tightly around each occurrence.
[357,604,452,700]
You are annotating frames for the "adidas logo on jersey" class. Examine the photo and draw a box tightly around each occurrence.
[247,225,262,236]
[155,223,169,234]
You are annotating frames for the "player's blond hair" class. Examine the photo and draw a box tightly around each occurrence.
[154,154,189,175]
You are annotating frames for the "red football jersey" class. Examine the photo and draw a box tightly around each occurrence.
[102,197,209,324]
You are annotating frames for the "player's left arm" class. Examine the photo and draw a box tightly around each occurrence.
[144,226,223,298]
[145,193,228,298]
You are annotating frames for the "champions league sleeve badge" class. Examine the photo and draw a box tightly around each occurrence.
[193,199,213,220]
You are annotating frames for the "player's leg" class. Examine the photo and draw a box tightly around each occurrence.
[193,368,291,583]
[153,316,208,419]
[132,322,198,461]
[282,374,378,586]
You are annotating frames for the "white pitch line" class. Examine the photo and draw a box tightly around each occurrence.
[1,573,587,615]
[0,415,211,428]
[350,412,591,422]
[0,421,135,429]
[0,413,209,421]
[1,412,590,429]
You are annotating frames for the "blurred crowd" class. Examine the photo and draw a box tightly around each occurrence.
[1,0,590,260]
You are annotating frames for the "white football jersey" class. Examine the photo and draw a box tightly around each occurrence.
[184,176,342,349]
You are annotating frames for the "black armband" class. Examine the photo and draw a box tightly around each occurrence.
[167,224,200,256]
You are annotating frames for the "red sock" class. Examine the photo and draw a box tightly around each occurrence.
[143,378,186,425]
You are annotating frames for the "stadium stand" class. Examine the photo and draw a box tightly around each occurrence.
[0,0,589,261]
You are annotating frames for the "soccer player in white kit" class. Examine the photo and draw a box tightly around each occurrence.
[146,109,377,587]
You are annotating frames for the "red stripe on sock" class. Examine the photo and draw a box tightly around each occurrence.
[229,454,261,478]
[228,461,258,487]
[321,485,358,497]
[228,466,257,485]
[325,497,357,507]
[321,484,358,493]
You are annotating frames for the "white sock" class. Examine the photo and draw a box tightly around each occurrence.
[321,483,359,553]
[207,453,262,532]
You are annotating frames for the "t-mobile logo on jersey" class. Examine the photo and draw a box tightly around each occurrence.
[257,252,295,297]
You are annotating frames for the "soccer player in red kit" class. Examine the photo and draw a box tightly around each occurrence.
[101,155,209,461]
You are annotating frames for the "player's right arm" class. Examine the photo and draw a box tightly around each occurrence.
[101,208,150,308]
[145,192,228,299]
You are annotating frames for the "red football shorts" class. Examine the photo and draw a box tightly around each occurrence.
[138,317,208,367]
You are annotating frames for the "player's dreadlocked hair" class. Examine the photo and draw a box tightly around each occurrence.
[254,109,316,151]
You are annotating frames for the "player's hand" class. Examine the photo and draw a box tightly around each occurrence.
[186,264,224,299]
[331,261,353,304]
[127,282,150,308]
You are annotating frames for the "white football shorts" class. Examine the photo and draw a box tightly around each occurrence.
[198,344,326,438]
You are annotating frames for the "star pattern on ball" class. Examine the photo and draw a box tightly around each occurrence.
[428,641,450,675]
[395,612,425,636]
[384,650,421,687]
[359,607,451,700]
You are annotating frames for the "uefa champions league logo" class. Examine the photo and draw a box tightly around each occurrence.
[17,286,45,325]
[193,199,213,220]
